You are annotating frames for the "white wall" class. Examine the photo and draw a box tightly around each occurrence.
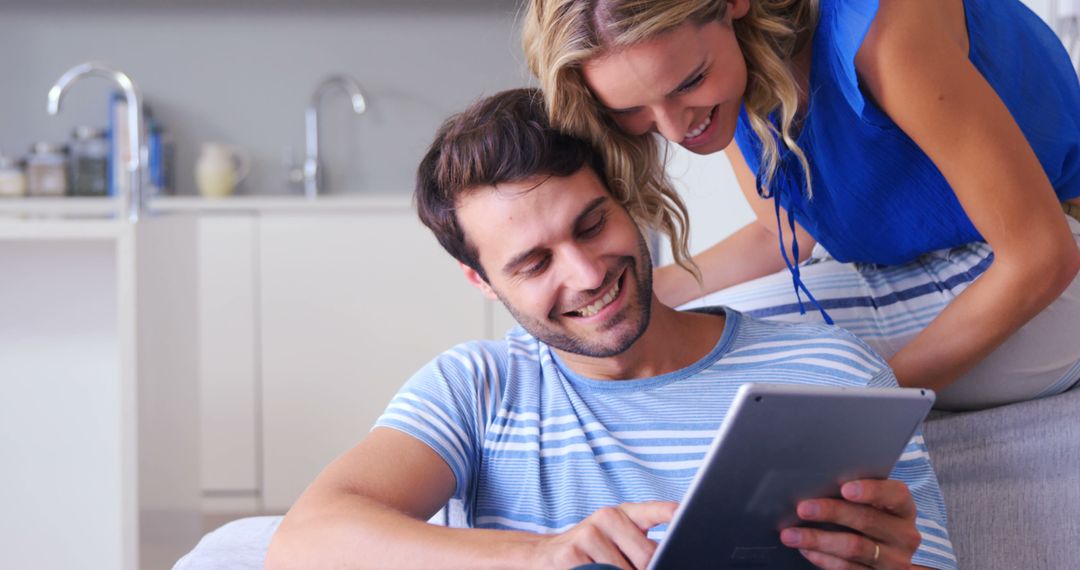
[658,145,753,265]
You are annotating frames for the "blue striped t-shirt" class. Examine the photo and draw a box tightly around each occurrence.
[375,307,957,569]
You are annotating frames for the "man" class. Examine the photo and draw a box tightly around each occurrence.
[266,89,956,570]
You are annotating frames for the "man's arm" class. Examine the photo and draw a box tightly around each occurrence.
[265,427,675,569]
[266,427,546,568]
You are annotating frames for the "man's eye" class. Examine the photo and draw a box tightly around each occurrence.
[523,257,550,276]
[580,214,607,238]
[677,73,706,93]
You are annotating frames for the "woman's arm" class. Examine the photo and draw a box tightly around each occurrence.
[654,143,816,307]
[856,0,1080,390]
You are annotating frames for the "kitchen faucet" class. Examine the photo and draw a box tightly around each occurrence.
[48,62,146,222]
[303,75,367,199]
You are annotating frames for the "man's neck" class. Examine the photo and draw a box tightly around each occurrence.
[553,298,727,381]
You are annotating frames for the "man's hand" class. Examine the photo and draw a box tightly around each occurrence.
[780,479,922,569]
[530,501,677,570]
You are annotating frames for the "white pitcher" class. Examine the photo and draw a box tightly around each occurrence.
[195,143,251,198]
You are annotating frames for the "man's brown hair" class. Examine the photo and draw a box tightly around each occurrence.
[415,87,606,281]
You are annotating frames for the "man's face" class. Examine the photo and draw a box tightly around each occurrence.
[456,167,653,357]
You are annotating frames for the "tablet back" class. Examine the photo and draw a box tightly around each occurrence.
[649,383,935,570]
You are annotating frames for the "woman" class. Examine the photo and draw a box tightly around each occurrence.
[523,0,1080,410]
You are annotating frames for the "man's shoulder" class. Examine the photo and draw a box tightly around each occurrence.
[428,338,509,372]
[741,311,852,338]
[423,327,538,378]
[717,307,890,369]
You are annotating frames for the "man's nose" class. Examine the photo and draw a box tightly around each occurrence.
[561,246,607,293]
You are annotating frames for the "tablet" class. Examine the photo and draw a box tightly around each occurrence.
[648,383,935,570]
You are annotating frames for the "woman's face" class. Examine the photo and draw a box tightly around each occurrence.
[581,5,749,155]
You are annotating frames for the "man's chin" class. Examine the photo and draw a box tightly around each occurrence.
[550,316,646,358]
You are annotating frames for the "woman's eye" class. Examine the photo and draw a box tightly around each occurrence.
[677,73,706,93]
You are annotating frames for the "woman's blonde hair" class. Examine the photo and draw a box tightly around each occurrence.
[523,0,819,272]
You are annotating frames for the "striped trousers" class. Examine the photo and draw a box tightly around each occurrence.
[685,214,1080,411]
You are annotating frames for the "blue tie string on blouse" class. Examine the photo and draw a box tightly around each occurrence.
[755,162,835,325]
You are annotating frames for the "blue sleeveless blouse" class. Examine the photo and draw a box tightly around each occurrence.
[733,0,1080,267]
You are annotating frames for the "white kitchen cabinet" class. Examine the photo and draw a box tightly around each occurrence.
[196,215,260,511]
[257,211,488,511]
[176,197,512,516]
[0,217,201,570]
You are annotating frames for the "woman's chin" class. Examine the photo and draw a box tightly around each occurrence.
[678,138,727,156]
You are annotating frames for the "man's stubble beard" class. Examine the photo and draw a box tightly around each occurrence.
[493,231,653,358]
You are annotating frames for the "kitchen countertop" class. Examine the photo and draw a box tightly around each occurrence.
[0,194,415,218]
[0,217,130,240]
[153,194,414,213]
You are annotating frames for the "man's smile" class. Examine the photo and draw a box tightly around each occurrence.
[562,268,627,320]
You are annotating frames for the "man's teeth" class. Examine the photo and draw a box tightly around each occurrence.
[685,112,712,139]
[573,280,621,318]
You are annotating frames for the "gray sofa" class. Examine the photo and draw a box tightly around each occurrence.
[922,384,1080,569]
[175,385,1080,569]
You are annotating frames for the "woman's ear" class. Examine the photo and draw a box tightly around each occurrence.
[728,0,750,20]
[461,262,499,301]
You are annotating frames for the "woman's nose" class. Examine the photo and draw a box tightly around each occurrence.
[652,105,690,143]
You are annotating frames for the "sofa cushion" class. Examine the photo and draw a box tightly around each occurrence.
[173,516,280,570]
[923,385,1080,569]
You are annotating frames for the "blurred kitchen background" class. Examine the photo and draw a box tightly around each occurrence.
[0,0,1076,569]
[0,0,528,197]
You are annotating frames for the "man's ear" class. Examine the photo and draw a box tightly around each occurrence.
[460,262,499,301]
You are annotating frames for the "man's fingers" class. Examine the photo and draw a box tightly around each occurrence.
[796,497,922,555]
[798,546,873,570]
[783,528,876,568]
[841,479,917,520]
[796,499,895,541]
[551,547,593,570]
[618,501,678,531]
[552,502,674,570]
[576,523,634,570]
[592,506,662,570]
[784,480,922,568]
[544,502,675,570]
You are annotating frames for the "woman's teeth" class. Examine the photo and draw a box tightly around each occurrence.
[685,111,712,139]
[571,279,621,318]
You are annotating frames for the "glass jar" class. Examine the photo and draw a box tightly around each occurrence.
[0,154,26,198]
[69,126,109,197]
[25,142,68,197]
